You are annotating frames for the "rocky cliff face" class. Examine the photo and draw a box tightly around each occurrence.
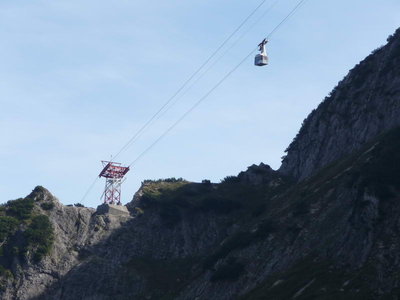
[280,28,400,181]
[19,128,400,300]
[0,28,399,300]
[0,187,130,300]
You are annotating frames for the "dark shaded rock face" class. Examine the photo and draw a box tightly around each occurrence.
[0,28,400,300]
[20,128,400,300]
[238,163,284,186]
[280,28,400,181]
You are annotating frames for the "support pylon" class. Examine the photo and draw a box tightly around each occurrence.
[98,161,130,205]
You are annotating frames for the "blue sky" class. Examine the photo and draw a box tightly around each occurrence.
[1,0,399,207]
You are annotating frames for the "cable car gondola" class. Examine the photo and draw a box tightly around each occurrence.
[255,38,268,66]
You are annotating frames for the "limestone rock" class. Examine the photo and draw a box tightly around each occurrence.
[280,28,400,181]
[1,27,400,300]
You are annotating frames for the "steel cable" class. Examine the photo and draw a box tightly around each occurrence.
[79,0,271,203]
[128,0,309,167]
[114,0,282,152]
[111,0,271,162]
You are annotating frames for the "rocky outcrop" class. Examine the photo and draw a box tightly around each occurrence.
[238,163,285,186]
[15,127,400,299]
[0,187,130,300]
[280,28,400,181]
[1,27,400,300]
[36,181,238,300]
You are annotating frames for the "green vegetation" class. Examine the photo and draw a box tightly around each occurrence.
[197,196,242,214]
[32,186,47,193]
[220,175,240,184]
[74,203,84,207]
[0,216,18,241]
[386,29,398,43]
[143,177,185,185]
[139,173,288,230]
[240,128,400,299]
[24,215,54,262]
[40,202,55,210]
[0,194,55,272]
[122,127,400,298]
[158,204,182,227]
[134,207,144,215]
[6,198,34,220]
[163,177,184,183]
[0,265,12,279]
[140,179,245,227]
[0,194,55,280]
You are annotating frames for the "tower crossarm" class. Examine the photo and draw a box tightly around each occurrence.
[98,161,130,205]
[99,161,130,179]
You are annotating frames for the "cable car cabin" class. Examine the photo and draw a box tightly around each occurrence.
[255,53,268,66]
[255,38,269,67]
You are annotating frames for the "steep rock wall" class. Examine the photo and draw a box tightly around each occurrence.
[280,28,400,181]
[29,128,400,299]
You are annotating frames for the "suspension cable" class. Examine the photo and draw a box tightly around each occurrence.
[80,0,309,203]
[128,49,257,167]
[111,0,270,162]
[266,0,308,39]
[128,0,309,167]
[79,0,271,203]
[79,176,99,205]
[114,0,282,150]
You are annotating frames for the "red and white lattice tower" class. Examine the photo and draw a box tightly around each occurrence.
[98,161,130,205]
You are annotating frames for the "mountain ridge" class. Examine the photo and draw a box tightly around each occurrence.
[0,27,399,299]
[280,28,400,181]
